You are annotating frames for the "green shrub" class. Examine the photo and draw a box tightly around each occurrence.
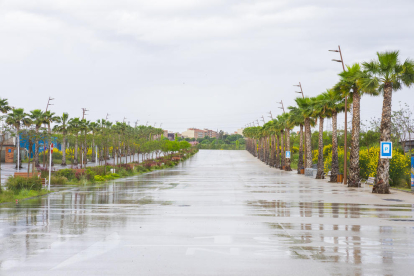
[6,176,42,193]
[55,169,76,180]
[86,169,96,180]
[94,175,105,181]
[111,173,120,178]
[50,175,67,184]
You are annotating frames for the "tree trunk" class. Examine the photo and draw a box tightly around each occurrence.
[73,135,79,165]
[61,134,67,166]
[285,129,292,171]
[373,83,392,194]
[276,134,280,168]
[298,124,304,174]
[280,131,285,169]
[330,112,339,182]
[34,128,40,167]
[271,135,276,167]
[316,117,324,179]
[91,136,96,162]
[305,118,312,168]
[348,91,361,187]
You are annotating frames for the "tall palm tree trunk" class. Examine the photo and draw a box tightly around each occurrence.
[348,91,361,187]
[73,135,79,165]
[266,137,270,164]
[280,131,285,169]
[298,124,304,174]
[34,128,40,167]
[305,118,312,168]
[276,134,280,168]
[270,135,275,167]
[91,137,96,163]
[316,117,324,179]
[330,112,339,183]
[373,84,392,194]
[61,134,66,166]
[285,129,292,171]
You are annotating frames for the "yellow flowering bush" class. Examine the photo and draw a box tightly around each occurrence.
[322,145,410,185]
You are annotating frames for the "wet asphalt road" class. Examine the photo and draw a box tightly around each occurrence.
[1,150,414,275]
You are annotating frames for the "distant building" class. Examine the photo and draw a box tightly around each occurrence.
[233,128,244,136]
[182,128,217,139]
[163,130,168,137]
[167,133,175,140]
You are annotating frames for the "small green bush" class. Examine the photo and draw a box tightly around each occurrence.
[6,176,42,193]
[50,175,67,184]
[111,173,120,178]
[94,175,105,181]
[55,169,76,180]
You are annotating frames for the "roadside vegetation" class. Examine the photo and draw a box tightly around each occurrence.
[0,97,199,203]
[244,50,414,194]
[178,134,245,150]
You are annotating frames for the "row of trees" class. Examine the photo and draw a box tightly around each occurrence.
[0,99,192,179]
[243,51,414,194]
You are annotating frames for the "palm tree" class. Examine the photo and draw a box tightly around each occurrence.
[29,109,45,167]
[53,113,69,166]
[334,63,378,186]
[89,121,99,163]
[43,111,59,166]
[0,98,11,113]
[272,119,283,169]
[320,90,346,182]
[296,97,316,169]
[79,119,90,168]
[277,115,286,169]
[288,106,305,174]
[68,118,81,166]
[0,98,11,183]
[362,51,414,193]
[312,95,331,179]
[280,112,293,171]
[6,108,30,169]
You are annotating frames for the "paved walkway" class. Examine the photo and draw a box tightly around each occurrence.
[0,150,413,275]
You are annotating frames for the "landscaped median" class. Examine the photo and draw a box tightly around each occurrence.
[0,176,51,204]
[1,148,199,204]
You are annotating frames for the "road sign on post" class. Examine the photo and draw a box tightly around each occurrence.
[286,151,291,159]
[380,142,392,159]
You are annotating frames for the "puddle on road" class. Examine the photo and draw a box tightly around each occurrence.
[248,198,414,272]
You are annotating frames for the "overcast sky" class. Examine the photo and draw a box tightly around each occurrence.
[1,0,413,133]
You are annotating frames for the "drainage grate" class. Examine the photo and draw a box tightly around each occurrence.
[389,219,414,222]
[383,199,403,202]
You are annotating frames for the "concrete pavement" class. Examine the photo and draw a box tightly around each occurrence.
[1,150,414,275]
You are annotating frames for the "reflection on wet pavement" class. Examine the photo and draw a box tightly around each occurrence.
[1,150,414,275]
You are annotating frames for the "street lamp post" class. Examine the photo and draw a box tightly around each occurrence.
[277,101,285,113]
[293,83,305,98]
[329,45,348,185]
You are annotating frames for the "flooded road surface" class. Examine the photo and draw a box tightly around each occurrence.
[1,150,414,275]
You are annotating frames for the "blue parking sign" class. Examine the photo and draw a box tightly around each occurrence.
[286,151,291,159]
[411,156,414,191]
[380,141,392,159]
